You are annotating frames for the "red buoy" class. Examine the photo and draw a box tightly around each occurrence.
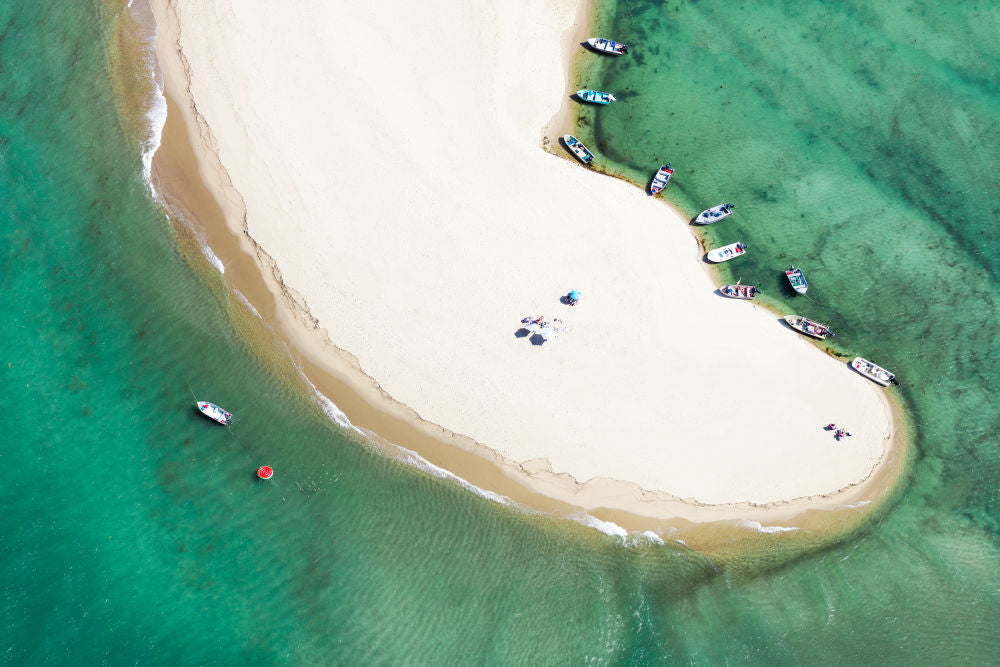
[257,466,273,480]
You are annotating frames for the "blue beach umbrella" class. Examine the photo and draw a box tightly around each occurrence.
[568,290,581,302]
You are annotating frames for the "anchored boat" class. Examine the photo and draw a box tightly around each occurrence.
[851,357,896,386]
[587,37,628,55]
[784,315,833,339]
[576,89,617,105]
[649,164,674,195]
[562,135,594,165]
[785,265,808,294]
[196,401,232,425]
[721,280,758,299]
[695,203,735,225]
[706,242,747,263]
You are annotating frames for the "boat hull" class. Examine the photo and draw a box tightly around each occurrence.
[649,165,673,194]
[562,134,594,165]
[587,37,628,55]
[196,401,232,425]
[784,315,831,339]
[695,203,734,225]
[785,267,808,294]
[576,89,616,105]
[721,283,757,299]
[851,357,895,386]
[707,242,747,263]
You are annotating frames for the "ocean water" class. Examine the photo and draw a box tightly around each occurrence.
[2,0,999,664]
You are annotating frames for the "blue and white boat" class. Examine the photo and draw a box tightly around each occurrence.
[576,89,617,105]
[649,164,673,194]
[562,135,594,165]
[587,37,628,55]
[695,203,735,225]
[706,242,747,263]
[196,401,232,425]
[785,265,808,294]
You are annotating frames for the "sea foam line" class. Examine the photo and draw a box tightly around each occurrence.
[130,0,167,196]
[738,519,801,534]
[234,289,261,318]
[303,377,669,543]
[570,514,669,546]
[301,375,364,435]
[202,244,225,274]
[393,445,513,506]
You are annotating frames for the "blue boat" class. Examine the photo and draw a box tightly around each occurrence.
[562,135,594,165]
[649,164,673,194]
[576,89,617,105]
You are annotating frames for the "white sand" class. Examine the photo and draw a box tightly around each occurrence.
[150,0,896,509]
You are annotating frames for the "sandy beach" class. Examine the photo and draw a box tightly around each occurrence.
[147,0,899,521]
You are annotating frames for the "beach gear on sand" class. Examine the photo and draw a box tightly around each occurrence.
[568,290,581,303]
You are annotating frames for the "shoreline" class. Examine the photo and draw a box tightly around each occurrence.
[142,0,906,536]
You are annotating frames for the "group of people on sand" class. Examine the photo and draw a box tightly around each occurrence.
[519,291,580,338]
[826,423,852,440]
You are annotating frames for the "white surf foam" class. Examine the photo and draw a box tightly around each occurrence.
[738,519,800,534]
[573,514,629,541]
[840,500,872,509]
[202,244,225,274]
[129,0,167,196]
[301,376,364,434]
[299,371,511,505]
[639,530,665,545]
[394,445,513,506]
[234,288,261,318]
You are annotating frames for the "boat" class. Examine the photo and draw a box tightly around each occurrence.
[851,357,896,386]
[196,401,232,425]
[649,164,674,194]
[587,37,628,55]
[785,265,808,294]
[576,89,617,105]
[720,280,758,299]
[694,203,735,225]
[784,315,833,339]
[706,242,747,263]
[562,135,594,165]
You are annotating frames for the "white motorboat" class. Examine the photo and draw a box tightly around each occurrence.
[587,37,628,55]
[851,357,896,386]
[196,401,232,425]
[695,203,734,225]
[706,242,747,263]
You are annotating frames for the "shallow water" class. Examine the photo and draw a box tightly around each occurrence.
[3,0,999,663]
[571,0,1000,659]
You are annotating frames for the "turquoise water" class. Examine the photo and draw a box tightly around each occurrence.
[3,0,999,663]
